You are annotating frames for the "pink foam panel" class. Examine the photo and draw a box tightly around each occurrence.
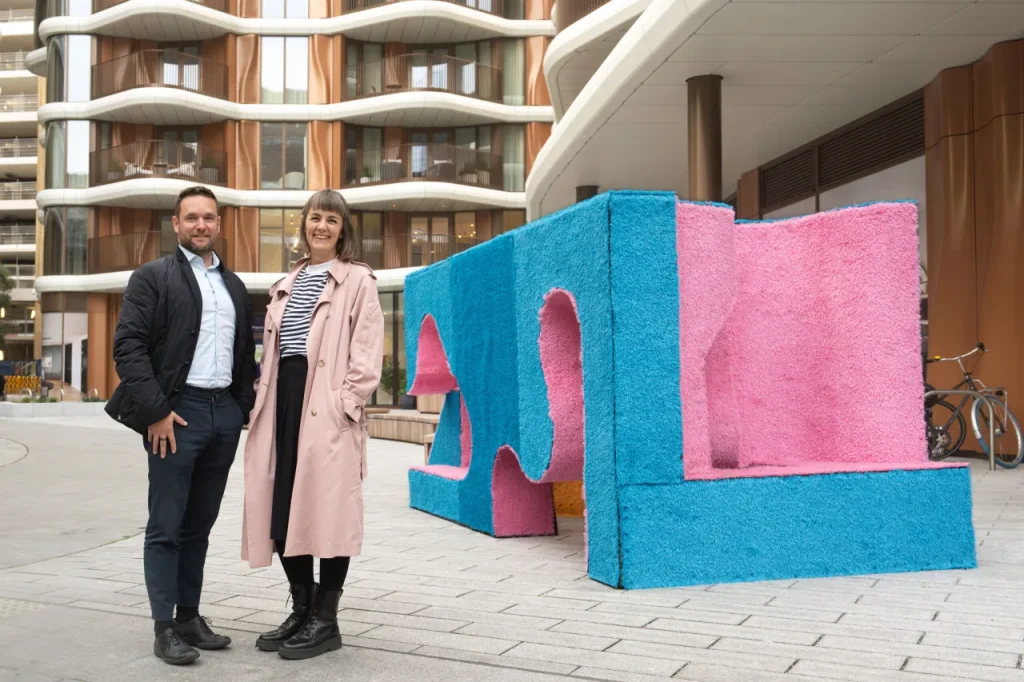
[537,289,586,483]
[492,446,556,537]
[409,315,459,395]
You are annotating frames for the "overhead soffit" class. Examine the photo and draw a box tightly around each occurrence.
[531,0,1024,218]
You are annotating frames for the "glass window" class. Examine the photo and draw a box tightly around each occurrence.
[261,37,307,104]
[66,120,90,190]
[263,0,306,18]
[261,123,307,189]
[503,125,525,192]
[504,0,524,19]
[376,292,394,405]
[46,38,65,103]
[66,35,91,102]
[346,43,359,99]
[455,212,475,243]
[502,39,525,106]
[65,208,87,275]
[259,208,303,272]
[359,212,382,269]
[98,122,112,150]
[410,216,428,266]
[45,122,66,189]
[43,209,63,275]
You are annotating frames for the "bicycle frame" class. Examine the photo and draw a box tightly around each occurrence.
[924,389,998,470]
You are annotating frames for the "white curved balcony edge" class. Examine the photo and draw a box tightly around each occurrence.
[527,0,717,220]
[38,89,554,126]
[26,47,47,77]
[37,179,527,210]
[38,0,554,41]
[36,266,418,295]
[545,0,649,119]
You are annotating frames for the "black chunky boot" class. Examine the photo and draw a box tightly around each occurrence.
[256,583,317,652]
[278,589,342,660]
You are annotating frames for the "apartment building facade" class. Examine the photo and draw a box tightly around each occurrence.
[0,0,38,363]
[31,0,555,401]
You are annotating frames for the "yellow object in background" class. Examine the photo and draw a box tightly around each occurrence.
[553,480,585,517]
[1,375,41,396]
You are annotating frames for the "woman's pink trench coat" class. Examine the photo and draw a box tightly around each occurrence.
[241,258,384,568]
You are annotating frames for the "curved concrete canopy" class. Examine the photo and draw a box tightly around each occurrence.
[528,0,1024,220]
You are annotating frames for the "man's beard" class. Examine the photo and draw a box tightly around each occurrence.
[180,233,214,255]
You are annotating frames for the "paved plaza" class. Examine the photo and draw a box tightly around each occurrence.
[1,416,1024,681]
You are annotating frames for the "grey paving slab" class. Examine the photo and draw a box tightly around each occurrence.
[5,418,1024,681]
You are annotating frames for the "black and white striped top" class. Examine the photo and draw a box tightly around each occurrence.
[279,260,333,358]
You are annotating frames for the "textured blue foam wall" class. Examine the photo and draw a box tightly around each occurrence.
[513,195,620,586]
[427,391,463,467]
[404,259,454,394]
[619,467,978,589]
[449,234,520,534]
[609,192,683,486]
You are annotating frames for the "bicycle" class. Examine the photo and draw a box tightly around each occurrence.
[924,342,1023,467]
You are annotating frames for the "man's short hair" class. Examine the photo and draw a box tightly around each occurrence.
[174,186,219,218]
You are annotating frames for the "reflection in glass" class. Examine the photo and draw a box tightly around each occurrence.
[65,208,88,275]
[45,122,65,189]
[261,37,285,103]
[43,209,63,275]
[503,125,525,192]
[285,37,308,104]
[66,120,90,189]
[410,217,428,266]
[66,35,91,102]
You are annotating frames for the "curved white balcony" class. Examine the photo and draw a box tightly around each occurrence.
[37,180,526,212]
[38,89,553,127]
[25,47,46,78]
[546,0,648,118]
[38,0,553,43]
[35,267,415,295]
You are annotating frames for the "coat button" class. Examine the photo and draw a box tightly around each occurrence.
[317,360,324,367]
[311,408,317,416]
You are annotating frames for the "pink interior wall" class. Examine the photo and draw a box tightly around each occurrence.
[408,315,459,396]
[537,289,586,483]
[678,202,933,479]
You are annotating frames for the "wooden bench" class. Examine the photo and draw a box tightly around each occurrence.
[423,433,435,464]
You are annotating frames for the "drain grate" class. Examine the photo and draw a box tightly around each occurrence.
[0,598,50,619]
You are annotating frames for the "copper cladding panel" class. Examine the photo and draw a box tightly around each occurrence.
[973,40,1024,131]
[924,65,972,149]
[308,120,333,190]
[526,0,554,20]
[309,35,336,105]
[238,0,259,18]
[235,207,260,272]
[736,169,760,220]
[332,121,344,187]
[235,120,260,190]
[526,37,551,107]
[87,294,111,399]
[924,136,978,391]
[309,0,330,18]
[973,113,1024,419]
[525,122,551,178]
[236,35,260,104]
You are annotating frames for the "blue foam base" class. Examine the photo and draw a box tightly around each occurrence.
[409,469,461,521]
[619,467,977,589]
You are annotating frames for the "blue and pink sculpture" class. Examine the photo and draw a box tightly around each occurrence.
[404,191,976,589]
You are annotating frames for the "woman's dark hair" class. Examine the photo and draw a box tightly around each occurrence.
[298,189,357,262]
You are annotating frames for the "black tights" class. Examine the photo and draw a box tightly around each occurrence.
[275,541,350,591]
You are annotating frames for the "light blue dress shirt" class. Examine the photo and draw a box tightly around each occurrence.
[180,245,236,389]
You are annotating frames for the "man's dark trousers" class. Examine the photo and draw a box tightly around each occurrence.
[144,386,245,622]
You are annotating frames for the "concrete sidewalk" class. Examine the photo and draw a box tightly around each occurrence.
[2,416,1024,682]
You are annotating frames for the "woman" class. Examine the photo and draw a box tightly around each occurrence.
[242,189,384,660]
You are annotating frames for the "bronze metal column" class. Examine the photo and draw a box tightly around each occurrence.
[687,75,723,202]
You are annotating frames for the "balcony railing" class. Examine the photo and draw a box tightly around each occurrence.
[0,224,35,244]
[343,0,503,16]
[0,138,37,158]
[351,54,501,102]
[91,141,228,186]
[94,0,226,12]
[345,144,503,190]
[88,232,228,274]
[0,51,27,72]
[0,8,33,21]
[554,0,610,30]
[0,94,38,112]
[0,182,36,200]
[359,232,482,270]
[92,50,229,101]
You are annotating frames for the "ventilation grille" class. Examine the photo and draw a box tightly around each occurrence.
[760,149,814,213]
[818,96,924,189]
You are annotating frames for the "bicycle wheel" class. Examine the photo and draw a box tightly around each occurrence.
[926,399,966,460]
[971,397,1024,468]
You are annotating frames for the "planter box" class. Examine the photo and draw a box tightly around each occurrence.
[0,401,108,418]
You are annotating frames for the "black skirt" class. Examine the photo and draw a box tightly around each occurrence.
[270,355,308,542]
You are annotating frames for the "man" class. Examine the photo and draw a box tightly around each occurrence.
[106,186,257,665]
